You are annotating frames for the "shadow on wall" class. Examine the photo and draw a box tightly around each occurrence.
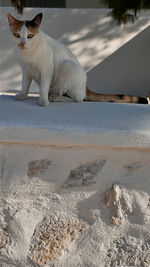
[0,8,22,92]
[42,9,150,71]
[87,25,150,97]
[0,7,150,93]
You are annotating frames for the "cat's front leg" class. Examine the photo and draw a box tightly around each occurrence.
[39,74,52,107]
[16,71,32,100]
[39,86,50,106]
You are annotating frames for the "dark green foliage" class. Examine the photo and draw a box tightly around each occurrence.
[104,0,150,9]
[103,0,150,24]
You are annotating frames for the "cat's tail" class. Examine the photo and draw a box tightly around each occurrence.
[86,87,149,104]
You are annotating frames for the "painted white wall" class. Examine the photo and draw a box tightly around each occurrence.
[88,25,150,97]
[0,7,150,96]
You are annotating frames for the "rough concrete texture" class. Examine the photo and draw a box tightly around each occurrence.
[28,159,52,178]
[0,144,150,266]
[100,184,150,226]
[28,216,87,265]
[0,228,10,250]
[105,235,150,267]
[63,160,106,187]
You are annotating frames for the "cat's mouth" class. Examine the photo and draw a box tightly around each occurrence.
[19,47,26,50]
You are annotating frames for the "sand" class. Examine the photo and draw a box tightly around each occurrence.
[0,144,149,267]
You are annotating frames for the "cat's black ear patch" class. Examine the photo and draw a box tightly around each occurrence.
[26,13,43,28]
[31,13,43,25]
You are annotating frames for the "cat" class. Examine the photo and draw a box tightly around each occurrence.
[7,13,149,106]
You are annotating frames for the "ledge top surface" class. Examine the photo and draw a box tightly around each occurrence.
[0,95,150,148]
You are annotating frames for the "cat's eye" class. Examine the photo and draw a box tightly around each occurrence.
[27,34,34,39]
[13,32,20,38]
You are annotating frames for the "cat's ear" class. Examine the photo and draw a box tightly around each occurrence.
[31,13,43,26]
[7,13,20,26]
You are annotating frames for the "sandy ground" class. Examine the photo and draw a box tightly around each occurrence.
[0,144,150,267]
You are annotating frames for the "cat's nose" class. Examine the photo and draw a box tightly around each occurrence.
[18,42,26,48]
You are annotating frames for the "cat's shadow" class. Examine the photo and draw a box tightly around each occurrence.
[0,94,40,107]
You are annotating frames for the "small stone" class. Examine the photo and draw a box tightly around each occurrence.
[0,227,10,249]
[28,217,87,265]
[28,159,51,178]
[63,160,106,188]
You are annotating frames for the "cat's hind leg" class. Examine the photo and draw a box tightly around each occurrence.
[49,94,74,102]
[52,60,87,102]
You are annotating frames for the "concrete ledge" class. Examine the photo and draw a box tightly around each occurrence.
[0,95,150,266]
[0,95,150,149]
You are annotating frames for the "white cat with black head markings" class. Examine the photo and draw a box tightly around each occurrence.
[7,13,87,106]
[7,13,149,105]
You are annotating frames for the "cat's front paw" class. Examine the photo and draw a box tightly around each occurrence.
[39,99,50,107]
[16,93,28,100]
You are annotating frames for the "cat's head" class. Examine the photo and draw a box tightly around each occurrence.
[7,13,43,50]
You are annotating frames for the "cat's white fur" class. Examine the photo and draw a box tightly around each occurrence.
[8,13,87,106]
